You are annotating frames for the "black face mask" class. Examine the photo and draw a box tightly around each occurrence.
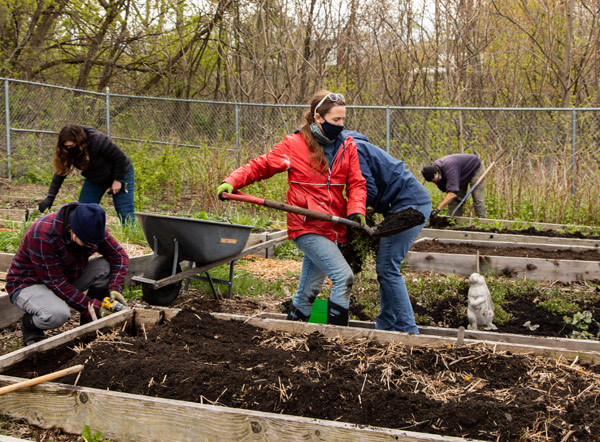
[321,119,344,140]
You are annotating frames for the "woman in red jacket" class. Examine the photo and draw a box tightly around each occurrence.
[218,90,366,325]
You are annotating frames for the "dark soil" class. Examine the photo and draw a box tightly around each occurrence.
[373,208,425,236]
[7,308,600,442]
[412,238,600,261]
[411,294,600,339]
[427,217,600,239]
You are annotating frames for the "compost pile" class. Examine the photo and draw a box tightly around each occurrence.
[11,308,600,441]
[412,239,600,261]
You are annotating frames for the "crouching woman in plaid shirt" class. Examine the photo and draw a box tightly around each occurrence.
[6,202,129,346]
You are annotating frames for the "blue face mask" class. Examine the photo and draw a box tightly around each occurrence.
[321,118,344,140]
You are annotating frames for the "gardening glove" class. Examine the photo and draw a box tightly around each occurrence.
[430,208,441,219]
[38,174,66,212]
[217,182,234,200]
[349,213,366,226]
[38,196,55,212]
[99,291,128,318]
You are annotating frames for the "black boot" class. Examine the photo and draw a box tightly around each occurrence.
[286,305,310,322]
[327,300,349,326]
[21,313,45,346]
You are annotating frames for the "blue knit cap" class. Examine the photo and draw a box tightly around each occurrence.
[71,203,106,245]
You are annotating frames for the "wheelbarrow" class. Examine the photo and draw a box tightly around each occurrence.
[221,192,424,237]
[132,212,277,306]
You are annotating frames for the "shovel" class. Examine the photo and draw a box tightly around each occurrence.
[221,192,421,237]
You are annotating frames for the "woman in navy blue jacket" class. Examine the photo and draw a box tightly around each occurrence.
[343,130,431,333]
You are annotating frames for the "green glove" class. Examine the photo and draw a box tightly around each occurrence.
[349,213,366,226]
[217,182,234,200]
[110,290,128,306]
[99,291,128,318]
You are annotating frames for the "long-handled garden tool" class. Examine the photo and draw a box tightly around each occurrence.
[221,192,424,237]
[450,147,508,217]
[0,364,84,395]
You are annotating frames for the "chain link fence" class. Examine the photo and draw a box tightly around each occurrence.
[2,78,600,223]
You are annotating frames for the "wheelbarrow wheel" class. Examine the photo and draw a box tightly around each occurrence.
[142,256,182,306]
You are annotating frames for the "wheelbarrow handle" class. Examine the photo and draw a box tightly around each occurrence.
[221,192,375,236]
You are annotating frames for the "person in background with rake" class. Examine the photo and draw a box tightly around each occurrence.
[421,153,486,218]
[217,90,366,326]
[38,124,136,226]
[342,130,431,333]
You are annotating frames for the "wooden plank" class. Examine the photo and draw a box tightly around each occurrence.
[404,251,600,282]
[0,376,481,442]
[213,314,600,364]
[0,309,134,372]
[0,253,13,273]
[254,313,600,353]
[0,294,27,329]
[0,435,33,442]
[445,215,598,234]
[419,228,600,248]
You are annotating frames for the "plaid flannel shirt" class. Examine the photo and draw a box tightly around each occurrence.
[6,203,129,321]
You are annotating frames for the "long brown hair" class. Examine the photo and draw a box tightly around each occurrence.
[54,125,89,175]
[299,90,346,173]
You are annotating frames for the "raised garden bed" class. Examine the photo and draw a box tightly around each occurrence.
[0,308,599,442]
[405,237,600,282]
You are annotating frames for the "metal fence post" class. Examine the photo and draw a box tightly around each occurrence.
[235,103,240,167]
[4,79,11,181]
[106,87,110,136]
[386,106,390,153]
[571,108,576,197]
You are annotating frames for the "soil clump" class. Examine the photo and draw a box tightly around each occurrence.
[373,208,425,236]
[7,308,600,442]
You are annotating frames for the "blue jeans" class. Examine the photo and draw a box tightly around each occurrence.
[292,233,354,317]
[79,166,136,226]
[375,202,431,333]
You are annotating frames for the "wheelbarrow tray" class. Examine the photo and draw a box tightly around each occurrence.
[136,212,254,264]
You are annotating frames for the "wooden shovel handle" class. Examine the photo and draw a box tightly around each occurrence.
[0,364,84,395]
[222,191,374,234]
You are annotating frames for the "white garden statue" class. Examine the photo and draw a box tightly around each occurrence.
[467,273,497,330]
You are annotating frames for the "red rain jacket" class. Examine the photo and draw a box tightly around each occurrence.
[224,133,366,243]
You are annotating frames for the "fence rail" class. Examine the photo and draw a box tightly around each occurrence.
[2,77,600,209]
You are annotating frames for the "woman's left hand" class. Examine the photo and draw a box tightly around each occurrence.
[111,180,122,194]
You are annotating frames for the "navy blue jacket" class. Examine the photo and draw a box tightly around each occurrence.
[343,131,431,215]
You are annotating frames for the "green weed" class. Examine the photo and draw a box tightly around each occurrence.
[82,425,114,442]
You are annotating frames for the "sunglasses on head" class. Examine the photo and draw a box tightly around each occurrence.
[314,93,345,118]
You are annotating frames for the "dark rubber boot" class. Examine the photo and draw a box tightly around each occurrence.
[21,313,45,346]
[286,305,310,322]
[327,300,349,326]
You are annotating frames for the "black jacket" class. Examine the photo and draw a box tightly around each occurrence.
[80,126,132,187]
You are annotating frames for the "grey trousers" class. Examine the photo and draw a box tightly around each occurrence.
[13,258,111,330]
[447,164,486,218]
